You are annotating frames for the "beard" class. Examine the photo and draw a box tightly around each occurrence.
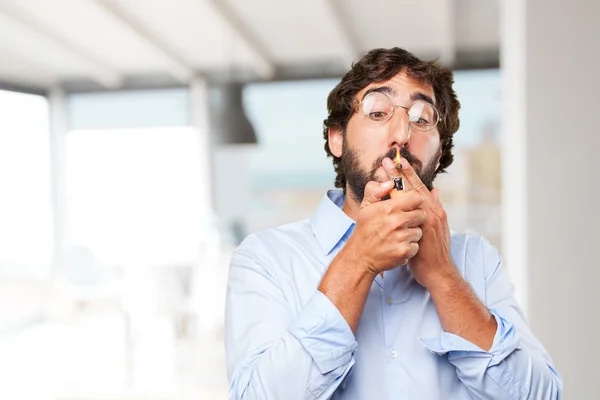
[341,142,439,204]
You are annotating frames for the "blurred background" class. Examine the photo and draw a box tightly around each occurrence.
[0,0,597,399]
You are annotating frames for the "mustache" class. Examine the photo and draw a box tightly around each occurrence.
[370,147,423,175]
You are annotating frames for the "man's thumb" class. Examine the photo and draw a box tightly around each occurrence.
[361,180,394,207]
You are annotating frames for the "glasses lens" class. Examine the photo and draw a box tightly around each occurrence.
[407,101,439,131]
[362,92,393,122]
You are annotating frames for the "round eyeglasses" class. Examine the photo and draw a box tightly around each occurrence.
[357,91,441,131]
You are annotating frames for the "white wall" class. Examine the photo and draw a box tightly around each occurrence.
[502,1,600,398]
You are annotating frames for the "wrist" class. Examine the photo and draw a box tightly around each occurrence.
[422,262,461,292]
[319,245,377,300]
[336,241,378,280]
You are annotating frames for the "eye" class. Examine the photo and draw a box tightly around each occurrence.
[407,101,437,130]
[409,115,429,126]
[369,111,389,121]
[362,92,392,121]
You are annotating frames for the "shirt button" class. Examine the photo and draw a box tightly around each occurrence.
[390,350,397,358]
[386,297,393,305]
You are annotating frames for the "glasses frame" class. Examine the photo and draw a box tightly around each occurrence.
[355,91,441,132]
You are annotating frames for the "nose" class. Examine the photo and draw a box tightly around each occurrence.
[387,109,411,149]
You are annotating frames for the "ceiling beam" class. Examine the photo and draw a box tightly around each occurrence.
[205,0,275,79]
[324,0,361,68]
[0,80,47,96]
[0,2,122,89]
[95,0,196,83]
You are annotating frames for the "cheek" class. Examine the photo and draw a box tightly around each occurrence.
[346,116,388,148]
[345,118,387,160]
[409,133,441,162]
[346,118,388,157]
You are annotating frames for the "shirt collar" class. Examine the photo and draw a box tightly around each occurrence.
[310,189,355,255]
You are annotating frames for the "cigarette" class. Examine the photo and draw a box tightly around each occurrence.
[389,148,405,199]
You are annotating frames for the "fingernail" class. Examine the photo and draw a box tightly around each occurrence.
[400,158,409,169]
[381,180,393,187]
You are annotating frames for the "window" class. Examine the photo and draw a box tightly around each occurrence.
[65,127,208,267]
[0,90,52,277]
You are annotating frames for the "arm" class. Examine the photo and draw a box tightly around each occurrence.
[420,238,563,399]
[320,180,426,333]
[226,181,427,399]
[318,249,377,333]
[225,234,357,400]
[393,157,562,399]
[427,266,497,351]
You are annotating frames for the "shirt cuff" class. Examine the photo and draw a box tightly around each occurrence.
[288,290,358,374]
[418,308,519,366]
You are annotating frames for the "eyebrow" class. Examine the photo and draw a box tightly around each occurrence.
[362,85,396,99]
[410,91,435,107]
[362,86,436,107]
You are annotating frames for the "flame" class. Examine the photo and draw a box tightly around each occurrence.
[394,148,401,166]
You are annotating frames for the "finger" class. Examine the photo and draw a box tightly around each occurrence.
[382,157,402,180]
[431,188,441,204]
[387,191,424,212]
[401,227,423,243]
[408,242,420,259]
[400,242,420,260]
[361,180,395,208]
[396,209,428,228]
[398,158,428,194]
[399,158,438,209]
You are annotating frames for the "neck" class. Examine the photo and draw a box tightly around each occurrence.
[341,186,361,221]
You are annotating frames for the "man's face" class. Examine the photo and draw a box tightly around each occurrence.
[329,71,442,203]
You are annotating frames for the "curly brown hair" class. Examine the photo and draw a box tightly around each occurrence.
[323,47,461,189]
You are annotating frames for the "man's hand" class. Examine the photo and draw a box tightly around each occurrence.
[381,157,457,288]
[318,178,426,332]
[382,157,497,350]
[342,178,427,277]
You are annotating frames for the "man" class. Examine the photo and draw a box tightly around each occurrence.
[225,48,562,399]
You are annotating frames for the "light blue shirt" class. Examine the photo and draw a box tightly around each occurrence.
[225,190,562,399]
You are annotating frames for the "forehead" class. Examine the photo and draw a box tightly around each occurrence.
[356,70,436,104]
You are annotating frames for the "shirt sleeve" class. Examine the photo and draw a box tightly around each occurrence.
[225,233,357,400]
[419,237,563,399]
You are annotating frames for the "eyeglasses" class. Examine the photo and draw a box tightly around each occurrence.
[356,91,441,131]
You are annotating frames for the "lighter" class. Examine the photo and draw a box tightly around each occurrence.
[389,148,405,199]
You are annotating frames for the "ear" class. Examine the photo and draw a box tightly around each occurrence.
[328,127,343,158]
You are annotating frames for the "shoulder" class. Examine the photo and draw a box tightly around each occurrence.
[231,219,314,267]
[229,219,324,294]
[236,219,312,252]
